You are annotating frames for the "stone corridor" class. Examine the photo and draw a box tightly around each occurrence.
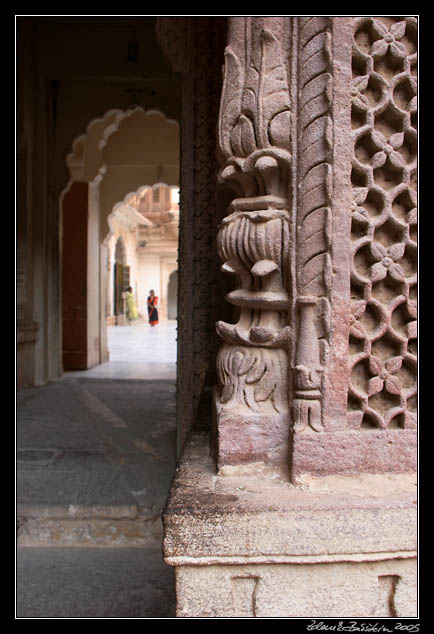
[16,321,178,618]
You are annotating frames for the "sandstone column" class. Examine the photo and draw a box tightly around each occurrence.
[213,15,417,481]
[163,16,417,619]
[214,17,293,470]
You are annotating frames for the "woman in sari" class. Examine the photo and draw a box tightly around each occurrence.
[147,289,159,326]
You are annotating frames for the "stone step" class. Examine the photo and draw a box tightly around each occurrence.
[17,506,163,548]
[16,452,166,547]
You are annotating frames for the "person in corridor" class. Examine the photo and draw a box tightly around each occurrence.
[126,286,138,322]
[147,289,159,326]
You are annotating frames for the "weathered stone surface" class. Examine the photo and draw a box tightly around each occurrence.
[163,432,417,617]
[290,428,417,480]
[174,558,416,618]
[213,409,290,469]
[164,432,416,561]
[347,17,417,434]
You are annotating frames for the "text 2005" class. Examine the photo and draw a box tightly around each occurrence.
[394,625,419,633]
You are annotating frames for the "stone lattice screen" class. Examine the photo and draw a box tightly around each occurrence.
[348,17,417,431]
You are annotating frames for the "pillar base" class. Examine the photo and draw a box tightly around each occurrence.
[290,428,417,481]
[163,432,417,618]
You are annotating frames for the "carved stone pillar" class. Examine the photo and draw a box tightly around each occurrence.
[214,17,293,470]
[213,16,417,480]
[163,17,417,618]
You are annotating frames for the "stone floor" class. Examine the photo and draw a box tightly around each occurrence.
[16,320,179,618]
[67,319,177,380]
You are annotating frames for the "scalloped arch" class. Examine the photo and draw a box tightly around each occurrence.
[104,182,179,246]
[65,106,179,185]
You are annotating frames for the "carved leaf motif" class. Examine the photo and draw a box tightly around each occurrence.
[389,132,404,149]
[371,39,388,57]
[390,20,406,40]
[293,399,322,433]
[371,19,388,38]
[389,263,405,281]
[236,349,257,376]
[299,253,331,296]
[370,241,387,261]
[407,300,417,319]
[257,29,291,149]
[268,110,291,151]
[371,151,387,168]
[254,372,276,403]
[407,208,417,225]
[219,46,244,159]
[369,356,383,375]
[368,376,384,396]
[388,151,406,169]
[251,259,279,277]
[407,321,417,339]
[385,357,402,373]
[231,114,257,158]
[385,375,401,395]
[390,40,407,58]
[353,75,369,92]
[405,411,417,429]
[350,320,366,339]
[242,25,291,151]
[244,355,266,384]
[388,242,406,261]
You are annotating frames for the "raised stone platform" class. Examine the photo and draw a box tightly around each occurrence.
[163,432,417,618]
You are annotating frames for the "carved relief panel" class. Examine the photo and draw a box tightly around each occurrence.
[292,17,333,433]
[214,17,293,467]
[214,16,417,477]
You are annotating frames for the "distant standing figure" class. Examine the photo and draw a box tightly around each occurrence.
[126,286,138,322]
[147,289,159,326]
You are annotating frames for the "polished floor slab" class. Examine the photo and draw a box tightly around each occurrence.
[65,320,177,380]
